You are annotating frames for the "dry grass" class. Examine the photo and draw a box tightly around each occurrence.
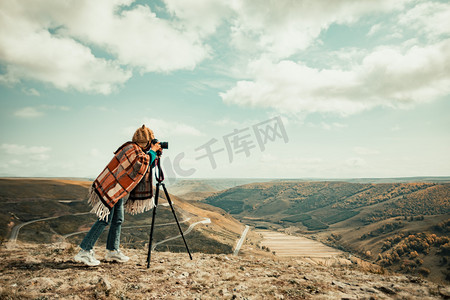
[0,242,446,299]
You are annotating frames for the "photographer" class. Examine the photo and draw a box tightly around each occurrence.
[74,125,162,266]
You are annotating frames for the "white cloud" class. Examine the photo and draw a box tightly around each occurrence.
[213,118,242,127]
[9,159,21,165]
[398,1,450,39]
[14,107,44,118]
[306,122,347,130]
[210,115,274,129]
[21,88,40,96]
[90,148,102,158]
[0,0,210,93]
[0,0,407,92]
[218,1,450,116]
[229,0,410,59]
[48,0,209,73]
[353,147,380,155]
[321,122,347,130]
[1,144,50,155]
[0,144,53,176]
[0,1,131,94]
[40,105,70,111]
[163,0,232,37]
[260,154,322,165]
[367,24,382,36]
[172,123,204,137]
[1,144,51,161]
[124,119,204,140]
[221,39,450,115]
[187,79,234,93]
[13,105,71,118]
[1,0,448,117]
[345,157,367,168]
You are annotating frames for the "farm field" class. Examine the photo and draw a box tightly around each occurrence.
[257,230,353,267]
[257,230,343,258]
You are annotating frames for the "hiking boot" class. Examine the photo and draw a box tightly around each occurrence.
[74,249,100,266]
[105,249,130,263]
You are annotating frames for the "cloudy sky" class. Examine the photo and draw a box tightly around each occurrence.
[0,0,449,179]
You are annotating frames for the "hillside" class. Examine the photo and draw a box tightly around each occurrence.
[204,182,449,230]
[166,178,276,200]
[0,178,245,255]
[204,181,450,283]
[1,242,449,299]
[2,178,449,286]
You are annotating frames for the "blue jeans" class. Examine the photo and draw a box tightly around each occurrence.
[80,198,124,251]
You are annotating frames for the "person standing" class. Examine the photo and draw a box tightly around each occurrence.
[74,125,162,266]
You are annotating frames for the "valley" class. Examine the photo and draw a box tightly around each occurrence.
[1,177,449,286]
[0,178,243,255]
[202,180,450,283]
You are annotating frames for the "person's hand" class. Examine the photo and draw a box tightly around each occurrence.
[150,142,162,153]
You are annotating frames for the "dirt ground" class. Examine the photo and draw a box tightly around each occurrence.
[1,242,449,299]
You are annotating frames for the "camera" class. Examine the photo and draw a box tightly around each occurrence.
[151,139,168,149]
[151,139,168,156]
[160,141,168,149]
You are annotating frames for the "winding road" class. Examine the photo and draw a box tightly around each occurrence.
[151,218,211,250]
[8,212,91,244]
[8,196,243,256]
[8,211,211,252]
[233,225,249,256]
[63,218,192,238]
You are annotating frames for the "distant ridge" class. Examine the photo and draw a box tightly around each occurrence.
[1,176,449,184]
[270,176,450,184]
[0,177,94,182]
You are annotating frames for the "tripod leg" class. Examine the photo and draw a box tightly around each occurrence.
[147,183,160,268]
[161,183,193,260]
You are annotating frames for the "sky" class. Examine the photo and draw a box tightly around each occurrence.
[0,0,449,180]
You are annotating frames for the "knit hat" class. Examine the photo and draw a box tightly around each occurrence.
[132,125,155,149]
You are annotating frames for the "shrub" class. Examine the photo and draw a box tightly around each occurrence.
[301,218,329,230]
[438,242,450,256]
[400,260,416,272]
[391,252,400,262]
[417,267,430,276]
[433,219,450,233]
[409,251,419,259]
[281,214,311,223]
[381,241,392,251]
[379,259,392,267]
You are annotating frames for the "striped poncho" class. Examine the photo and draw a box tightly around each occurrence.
[87,142,154,221]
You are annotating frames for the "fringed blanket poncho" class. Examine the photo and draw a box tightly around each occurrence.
[87,142,154,221]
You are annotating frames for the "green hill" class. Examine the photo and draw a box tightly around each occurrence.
[204,181,450,283]
[0,178,238,254]
[204,181,448,228]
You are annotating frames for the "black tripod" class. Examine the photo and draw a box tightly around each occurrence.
[146,157,193,268]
